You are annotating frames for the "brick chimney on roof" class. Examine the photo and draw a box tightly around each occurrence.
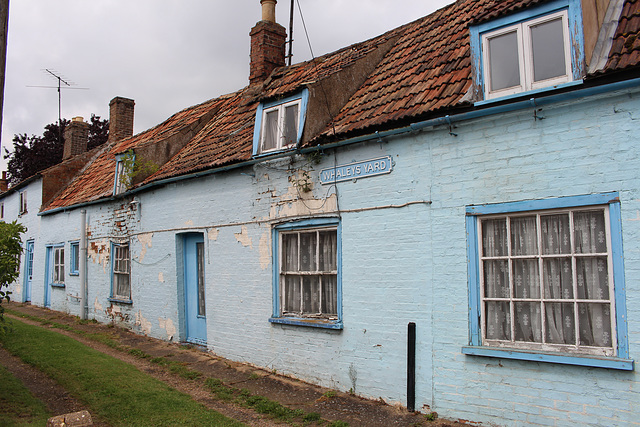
[249,0,286,85]
[63,116,90,160]
[0,171,7,192]
[108,96,135,143]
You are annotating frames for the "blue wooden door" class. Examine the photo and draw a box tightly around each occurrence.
[23,241,34,302]
[184,234,207,345]
[44,246,52,307]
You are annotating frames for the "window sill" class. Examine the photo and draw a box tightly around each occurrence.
[108,297,133,305]
[51,284,65,289]
[462,346,634,371]
[475,80,583,106]
[253,146,296,159]
[269,317,343,330]
[69,272,79,276]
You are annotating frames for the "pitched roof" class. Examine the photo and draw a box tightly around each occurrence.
[43,0,640,212]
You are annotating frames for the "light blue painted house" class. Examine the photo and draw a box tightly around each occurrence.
[3,0,640,424]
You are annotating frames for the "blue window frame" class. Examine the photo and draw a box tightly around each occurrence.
[252,89,309,156]
[69,241,79,276]
[110,241,132,303]
[470,0,585,103]
[464,193,633,370]
[269,217,343,329]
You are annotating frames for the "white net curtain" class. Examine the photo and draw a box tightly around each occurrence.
[481,209,613,350]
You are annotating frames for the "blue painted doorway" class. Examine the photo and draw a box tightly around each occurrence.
[23,240,34,302]
[183,233,207,345]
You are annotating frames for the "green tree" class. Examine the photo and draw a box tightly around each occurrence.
[0,220,26,335]
[3,114,109,186]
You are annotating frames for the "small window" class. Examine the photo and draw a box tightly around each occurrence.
[482,10,572,99]
[465,194,632,370]
[111,243,131,301]
[19,190,27,214]
[114,159,128,195]
[270,218,342,329]
[53,246,65,284]
[260,99,301,153]
[0,201,4,219]
[70,242,79,275]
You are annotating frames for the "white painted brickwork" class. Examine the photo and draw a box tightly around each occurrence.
[6,87,639,426]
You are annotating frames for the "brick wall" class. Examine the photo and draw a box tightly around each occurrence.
[249,20,286,85]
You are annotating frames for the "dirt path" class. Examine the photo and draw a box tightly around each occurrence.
[2,302,470,427]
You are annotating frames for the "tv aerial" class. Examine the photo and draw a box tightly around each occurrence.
[27,68,89,129]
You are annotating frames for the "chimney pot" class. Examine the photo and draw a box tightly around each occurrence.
[261,0,277,22]
[72,116,84,122]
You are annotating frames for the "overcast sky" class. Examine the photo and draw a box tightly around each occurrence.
[1,0,454,173]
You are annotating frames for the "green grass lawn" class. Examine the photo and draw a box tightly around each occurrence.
[0,363,51,426]
[1,318,245,427]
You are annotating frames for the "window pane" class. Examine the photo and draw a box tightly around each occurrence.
[115,273,130,299]
[318,230,337,271]
[484,260,509,298]
[511,216,538,255]
[482,219,507,257]
[322,275,338,315]
[488,31,520,91]
[197,242,206,317]
[283,275,300,313]
[282,234,298,272]
[576,257,609,300]
[302,276,320,314]
[541,214,571,255]
[512,259,540,299]
[578,303,612,347]
[514,301,542,342]
[574,211,607,254]
[530,18,567,82]
[299,232,316,272]
[283,104,299,146]
[485,301,511,340]
[73,244,79,270]
[546,302,575,344]
[543,258,573,299]
[263,110,279,151]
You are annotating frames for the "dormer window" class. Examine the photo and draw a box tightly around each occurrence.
[484,11,571,99]
[471,0,583,102]
[114,151,134,195]
[253,90,308,156]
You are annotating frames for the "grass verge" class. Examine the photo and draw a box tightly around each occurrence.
[1,318,244,427]
[0,364,51,426]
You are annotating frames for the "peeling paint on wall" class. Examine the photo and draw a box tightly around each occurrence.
[234,225,253,248]
[88,239,109,272]
[184,220,194,226]
[158,272,165,283]
[259,229,271,270]
[208,228,219,241]
[94,297,103,313]
[158,317,177,341]
[137,232,153,262]
[135,310,152,335]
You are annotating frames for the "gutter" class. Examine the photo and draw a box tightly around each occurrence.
[39,76,640,217]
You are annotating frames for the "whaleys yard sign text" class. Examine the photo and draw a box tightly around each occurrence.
[320,156,393,184]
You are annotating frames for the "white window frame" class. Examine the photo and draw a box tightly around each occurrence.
[482,10,572,99]
[114,159,128,195]
[259,98,302,154]
[53,246,65,285]
[19,190,27,215]
[111,242,131,302]
[270,218,343,329]
[464,193,633,371]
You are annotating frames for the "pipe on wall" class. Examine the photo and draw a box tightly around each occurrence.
[80,209,87,320]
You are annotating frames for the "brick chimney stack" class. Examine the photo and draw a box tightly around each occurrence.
[63,116,90,160]
[0,171,7,192]
[108,97,135,143]
[249,0,286,85]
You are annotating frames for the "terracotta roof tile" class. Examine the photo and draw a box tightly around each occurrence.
[605,0,640,72]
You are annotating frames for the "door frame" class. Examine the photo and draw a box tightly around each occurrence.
[23,240,34,302]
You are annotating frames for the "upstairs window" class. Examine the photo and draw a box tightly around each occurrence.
[253,90,308,156]
[483,11,571,98]
[114,151,134,195]
[19,190,27,215]
[1,201,3,219]
[470,0,584,102]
